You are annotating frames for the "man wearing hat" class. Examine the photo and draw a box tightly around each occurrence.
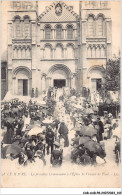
[46,126,55,155]
[50,141,63,167]
[95,116,104,142]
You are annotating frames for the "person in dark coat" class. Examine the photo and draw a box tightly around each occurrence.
[95,117,104,142]
[50,141,63,167]
[46,126,55,155]
[59,122,69,147]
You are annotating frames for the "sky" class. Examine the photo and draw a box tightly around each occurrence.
[1,1,121,59]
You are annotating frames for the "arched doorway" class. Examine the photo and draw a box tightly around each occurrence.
[48,64,72,88]
[13,66,32,96]
[87,66,105,93]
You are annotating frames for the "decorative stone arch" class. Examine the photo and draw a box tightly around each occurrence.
[44,24,52,29]
[48,64,72,77]
[13,66,32,96]
[87,65,106,93]
[55,43,64,50]
[43,43,53,50]
[66,43,75,58]
[13,66,32,78]
[47,64,72,88]
[66,43,75,49]
[13,15,21,21]
[43,43,53,59]
[22,15,31,21]
[87,13,96,20]
[87,65,105,79]
[96,13,105,20]
[55,43,64,58]
[54,23,64,30]
[66,23,75,30]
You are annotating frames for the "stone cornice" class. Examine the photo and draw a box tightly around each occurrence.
[40,39,77,42]
[40,59,77,61]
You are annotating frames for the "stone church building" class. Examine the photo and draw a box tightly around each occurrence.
[6,1,112,97]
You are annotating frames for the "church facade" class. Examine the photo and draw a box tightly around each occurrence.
[7,1,112,97]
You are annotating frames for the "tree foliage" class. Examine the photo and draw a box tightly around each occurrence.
[105,55,120,91]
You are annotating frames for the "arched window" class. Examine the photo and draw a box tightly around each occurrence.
[88,16,94,36]
[67,45,74,58]
[24,16,30,38]
[87,46,92,58]
[14,16,21,37]
[97,16,103,36]
[45,26,51,39]
[67,25,73,39]
[55,45,63,58]
[56,25,63,39]
[44,45,52,59]
[96,46,101,58]
[92,46,96,58]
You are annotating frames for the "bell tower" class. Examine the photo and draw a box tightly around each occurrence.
[7,1,38,95]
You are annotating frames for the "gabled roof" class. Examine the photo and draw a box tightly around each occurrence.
[38,1,79,22]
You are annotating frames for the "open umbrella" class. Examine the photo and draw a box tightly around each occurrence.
[40,105,48,108]
[12,107,19,113]
[37,100,46,105]
[79,136,91,145]
[42,119,54,124]
[28,126,43,136]
[3,144,24,156]
[85,108,94,114]
[80,126,97,137]
[84,140,106,159]
[71,126,82,131]
[4,110,10,114]
[73,104,83,109]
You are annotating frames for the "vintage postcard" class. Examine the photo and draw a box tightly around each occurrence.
[1,0,121,188]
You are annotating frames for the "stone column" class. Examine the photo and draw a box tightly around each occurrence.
[74,29,77,39]
[106,19,112,60]
[41,74,46,92]
[12,77,16,95]
[42,29,45,39]
[64,29,66,39]
[31,21,36,44]
[71,73,76,89]
[8,22,13,45]
[54,29,56,39]
[64,48,67,59]
[47,77,51,88]
[53,48,55,58]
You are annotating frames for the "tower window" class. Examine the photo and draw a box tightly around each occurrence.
[45,26,51,39]
[24,17,30,37]
[56,25,63,39]
[88,16,94,36]
[97,16,103,36]
[67,26,73,39]
[14,17,21,37]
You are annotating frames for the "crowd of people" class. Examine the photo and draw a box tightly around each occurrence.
[1,87,120,167]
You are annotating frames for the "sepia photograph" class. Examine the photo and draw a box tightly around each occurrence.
[1,0,121,189]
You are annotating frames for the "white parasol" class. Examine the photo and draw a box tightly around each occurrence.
[28,126,44,136]
[42,119,54,124]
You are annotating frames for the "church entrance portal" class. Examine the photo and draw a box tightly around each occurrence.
[54,79,66,88]
[18,79,28,96]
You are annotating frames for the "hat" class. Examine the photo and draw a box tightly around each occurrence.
[53,141,60,147]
